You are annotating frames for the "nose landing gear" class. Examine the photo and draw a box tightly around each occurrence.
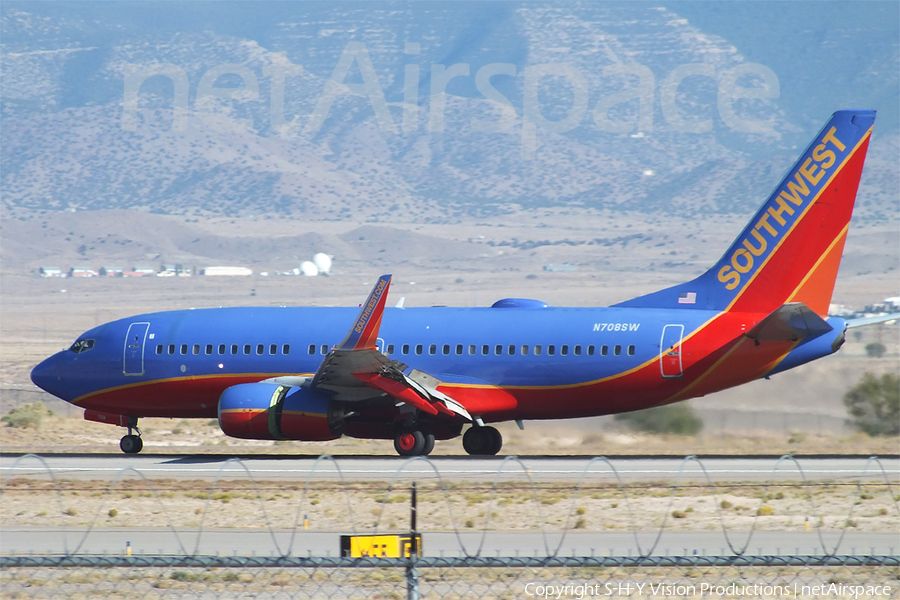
[119,417,143,454]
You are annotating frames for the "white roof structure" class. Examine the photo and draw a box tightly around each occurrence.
[202,266,253,276]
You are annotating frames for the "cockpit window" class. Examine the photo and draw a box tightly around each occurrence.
[69,339,95,354]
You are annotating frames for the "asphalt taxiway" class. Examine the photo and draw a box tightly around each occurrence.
[2,454,898,483]
[2,527,896,557]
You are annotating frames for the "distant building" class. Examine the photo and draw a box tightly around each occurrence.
[201,266,253,276]
[124,266,155,277]
[100,266,123,277]
[39,266,63,278]
[157,264,191,277]
[865,298,900,315]
[69,266,99,278]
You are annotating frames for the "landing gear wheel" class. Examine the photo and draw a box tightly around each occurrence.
[120,434,143,454]
[421,433,436,456]
[462,426,502,456]
[394,429,426,456]
[487,427,502,455]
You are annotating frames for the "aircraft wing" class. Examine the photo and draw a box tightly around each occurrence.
[845,313,900,328]
[744,302,833,342]
[309,274,472,421]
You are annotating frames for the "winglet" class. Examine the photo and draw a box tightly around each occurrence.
[336,274,392,351]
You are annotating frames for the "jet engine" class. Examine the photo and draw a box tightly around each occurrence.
[218,383,344,441]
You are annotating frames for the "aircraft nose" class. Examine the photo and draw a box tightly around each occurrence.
[31,353,68,400]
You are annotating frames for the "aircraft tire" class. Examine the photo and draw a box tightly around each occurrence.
[487,427,502,455]
[394,429,426,456]
[421,433,435,456]
[463,426,501,456]
[120,435,142,454]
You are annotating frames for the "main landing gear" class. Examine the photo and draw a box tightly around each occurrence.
[119,416,143,454]
[462,425,502,456]
[393,426,436,457]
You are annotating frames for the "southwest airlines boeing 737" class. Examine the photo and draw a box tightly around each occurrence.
[31,110,895,456]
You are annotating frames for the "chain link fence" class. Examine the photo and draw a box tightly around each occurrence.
[2,555,898,599]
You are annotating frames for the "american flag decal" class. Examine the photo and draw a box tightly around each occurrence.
[678,292,696,305]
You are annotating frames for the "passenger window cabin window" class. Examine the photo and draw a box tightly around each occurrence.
[308,344,316,355]
[283,344,290,355]
[469,345,476,355]
[257,344,264,355]
[206,344,213,355]
[494,345,502,355]
[574,345,582,356]
[168,344,176,355]
[508,345,516,356]
[534,345,542,356]
[442,344,450,355]
[415,344,423,355]
[429,344,437,355]
[269,344,277,355]
[402,344,410,355]
[231,344,238,355]
[601,345,608,356]
[561,345,568,356]
[156,344,163,355]
[387,344,395,355]
[614,345,622,356]
[627,345,635,356]
[321,344,329,355]
[482,345,489,355]
[587,345,594,356]
[243,344,251,355]
[192,344,200,355]
[521,345,529,356]
[180,344,188,355]
[548,345,555,356]
[456,344,463,355]
[218,344,226,355]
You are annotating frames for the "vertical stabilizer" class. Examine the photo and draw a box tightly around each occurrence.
[616,110,875,315]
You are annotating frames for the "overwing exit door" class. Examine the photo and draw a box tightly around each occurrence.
[123,322,150,376]
[659,324,684,378]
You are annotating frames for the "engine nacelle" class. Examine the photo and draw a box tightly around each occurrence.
[218,383,343,441]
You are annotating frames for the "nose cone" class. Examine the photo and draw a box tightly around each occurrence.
[31,352,70,401]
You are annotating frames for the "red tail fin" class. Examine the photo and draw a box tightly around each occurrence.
[617,110,875,315]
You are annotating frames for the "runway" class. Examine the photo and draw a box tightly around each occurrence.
[2,527,896,557]
[2,453,898,483]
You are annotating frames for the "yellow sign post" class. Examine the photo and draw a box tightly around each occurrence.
[340,534,423,558]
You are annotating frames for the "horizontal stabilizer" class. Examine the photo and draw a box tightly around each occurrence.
[745,303,833,342]
[845,313,900,328]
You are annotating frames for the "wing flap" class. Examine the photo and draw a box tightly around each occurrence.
[353,372,441,416]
